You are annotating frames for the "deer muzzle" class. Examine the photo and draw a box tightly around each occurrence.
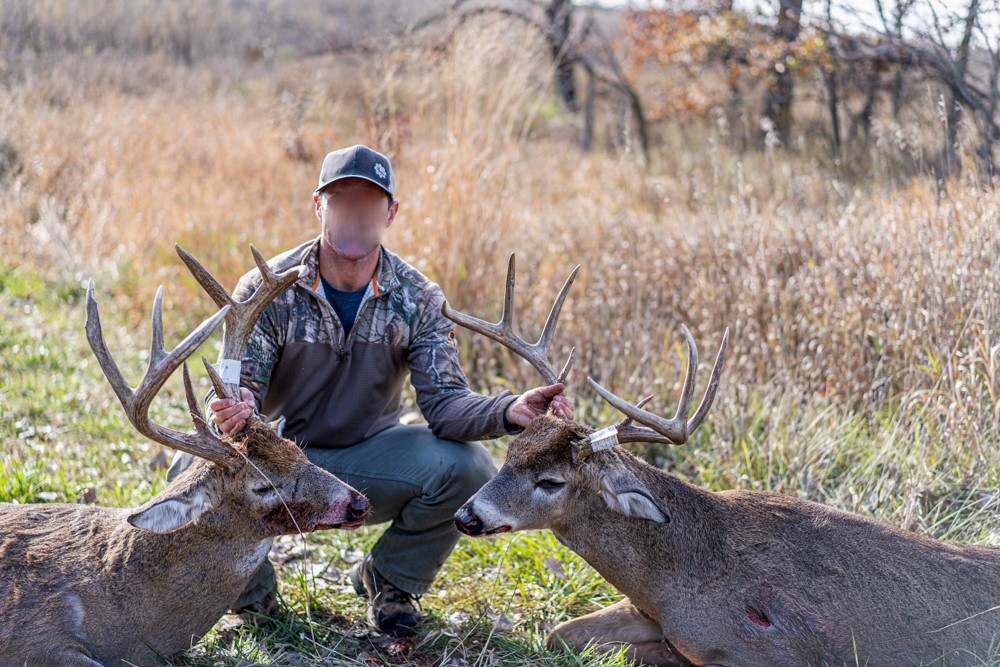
[454,502,511,537]
[316,491,371,531]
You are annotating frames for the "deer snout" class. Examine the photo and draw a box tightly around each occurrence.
[313,488,370,532]
[455,504,485,536]
[346,494,371,524]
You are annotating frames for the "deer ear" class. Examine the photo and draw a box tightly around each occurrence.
[596,474,669,523]
[128,487,217,533]
[268,415,286,436]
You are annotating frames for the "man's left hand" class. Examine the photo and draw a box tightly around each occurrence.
[505,382,575,428]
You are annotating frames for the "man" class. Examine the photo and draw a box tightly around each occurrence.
[169,145,573,637]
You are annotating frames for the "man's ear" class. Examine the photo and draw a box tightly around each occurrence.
[128,485,218,533]
[595,471,669,523]
[385,200,399,229]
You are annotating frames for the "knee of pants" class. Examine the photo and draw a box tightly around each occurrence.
[166,450,195,482]
[439,441,497,505]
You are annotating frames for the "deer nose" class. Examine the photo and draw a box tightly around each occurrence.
[348,495,370,521]
[454,505,484,536]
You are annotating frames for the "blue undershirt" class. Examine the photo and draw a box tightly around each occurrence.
[320,275,367,334]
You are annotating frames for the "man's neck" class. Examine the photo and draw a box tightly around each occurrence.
[318,238,380,292]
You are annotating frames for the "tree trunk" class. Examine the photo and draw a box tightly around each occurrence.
[823,0,840,160]
[849,71,880,144]
[762,0,803,148]
[944,0,978,177]
[545,0,577,112]
[581,69,595,152]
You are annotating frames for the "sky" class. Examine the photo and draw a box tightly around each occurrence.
[592,0,1000,46]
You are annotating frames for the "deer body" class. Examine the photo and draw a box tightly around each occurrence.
[441,258,999,666]
[0,247,370,667]
[0,506,270,667]
[0,420,369,667]
[549,430,1000,666]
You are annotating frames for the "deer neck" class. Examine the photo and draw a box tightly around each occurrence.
[551,450,726,618]
[113,504,272,588]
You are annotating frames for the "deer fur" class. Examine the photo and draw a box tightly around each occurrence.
[456,415,1000,667]
[1,244,371,667]
[0,420,369,667]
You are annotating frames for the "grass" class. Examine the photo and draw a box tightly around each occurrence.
[1,4,999,665]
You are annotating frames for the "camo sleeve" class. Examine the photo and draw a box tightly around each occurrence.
[408,283,519,441]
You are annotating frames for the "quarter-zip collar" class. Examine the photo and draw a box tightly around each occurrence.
[295,237,402,298]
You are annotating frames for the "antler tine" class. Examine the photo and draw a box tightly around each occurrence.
[673,325,700,430]
[587,327,730,446]
[174,244,233,311]
[501,253,517,333]
[200,354,229,401]
[614,394,654,430]
[182,362,213,434]
[537,264,581,354]
[442,254,578,386]
[686,327,730,432]
[85,280,237,464]
[175,243,305,400]
[589,378,687,445]
[557,346,576,384]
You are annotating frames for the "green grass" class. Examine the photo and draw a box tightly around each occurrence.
[1,260,998,666]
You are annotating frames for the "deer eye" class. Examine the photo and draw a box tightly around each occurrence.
[536,479,565,493]
[252,485,276,496]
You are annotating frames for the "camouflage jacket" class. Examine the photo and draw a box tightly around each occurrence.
[224,237,517,448]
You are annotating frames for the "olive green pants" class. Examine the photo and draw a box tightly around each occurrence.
[167,423,497,605]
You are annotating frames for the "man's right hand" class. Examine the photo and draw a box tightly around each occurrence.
[210,388,256,434]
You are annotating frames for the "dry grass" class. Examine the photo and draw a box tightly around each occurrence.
[1,6,999,665]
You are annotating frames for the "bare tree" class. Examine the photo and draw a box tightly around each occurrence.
[823,0,843,158]
[544,0,577,111]
[762,0,804,147]
[408,0,650,162]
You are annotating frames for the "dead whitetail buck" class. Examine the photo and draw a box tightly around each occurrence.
[449,255,1000,667]
[0,246,370,667]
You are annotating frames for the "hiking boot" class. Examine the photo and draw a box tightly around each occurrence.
[228,559,278,620]
[231,588,278,617]
[349,553,421,637]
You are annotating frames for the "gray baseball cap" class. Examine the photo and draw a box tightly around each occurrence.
[315,145,395,199]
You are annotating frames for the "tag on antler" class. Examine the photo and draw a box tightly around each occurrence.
[588,425,619,452]
[214,359,242,385]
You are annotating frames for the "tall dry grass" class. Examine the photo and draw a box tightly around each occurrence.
[2,13,998,543]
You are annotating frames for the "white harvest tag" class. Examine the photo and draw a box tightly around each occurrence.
[215,359,242,384]
[588,425,619,452]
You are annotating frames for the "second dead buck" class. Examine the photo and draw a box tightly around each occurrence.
[450,255,1000,667]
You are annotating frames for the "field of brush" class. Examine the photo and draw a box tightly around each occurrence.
[1,3,999,665]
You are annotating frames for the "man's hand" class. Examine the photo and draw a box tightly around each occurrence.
[209,388,256,434]
[505,382,575,429]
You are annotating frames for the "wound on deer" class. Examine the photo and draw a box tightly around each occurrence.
[746,605,772,628]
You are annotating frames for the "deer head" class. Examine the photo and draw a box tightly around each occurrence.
[86,245,370,538]
[447,255,728,536]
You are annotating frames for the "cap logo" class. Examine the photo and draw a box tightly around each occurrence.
[374,162,387,180]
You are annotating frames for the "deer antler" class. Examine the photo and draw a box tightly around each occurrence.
[442,254,580,385]
[175,244,305,400]
[85,282,239,465]
[587,325,730,447]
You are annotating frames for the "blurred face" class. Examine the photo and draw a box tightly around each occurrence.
[315,178,398,260]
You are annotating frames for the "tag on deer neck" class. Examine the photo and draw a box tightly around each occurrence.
[588,425,619,452]
[215,359,242,385]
